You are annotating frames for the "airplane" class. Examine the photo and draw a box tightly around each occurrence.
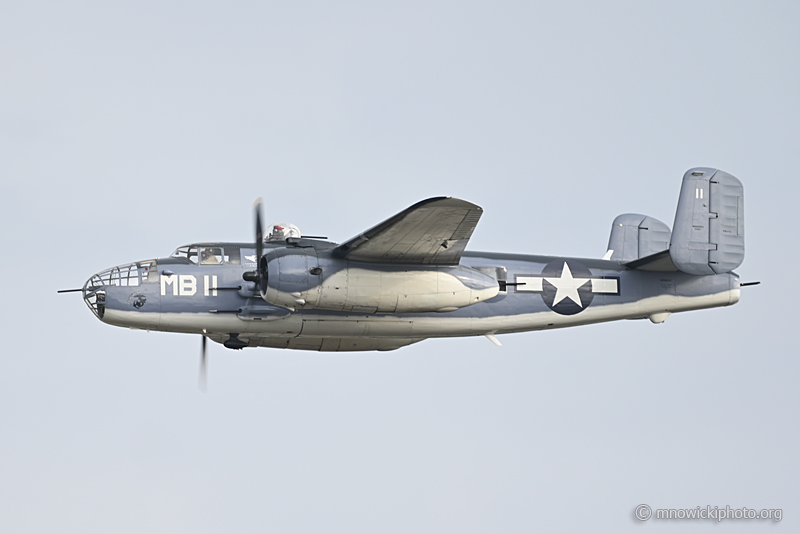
[60,167,755,388]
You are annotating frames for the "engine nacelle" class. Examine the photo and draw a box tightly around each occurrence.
[260,248,499,313]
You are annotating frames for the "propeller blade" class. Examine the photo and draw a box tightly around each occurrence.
[241,198,266,287]
[254,197,264,266]
[253,197,267,293]
[198,335,207,392]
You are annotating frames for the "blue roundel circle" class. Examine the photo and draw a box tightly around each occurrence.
[540,260,594,315]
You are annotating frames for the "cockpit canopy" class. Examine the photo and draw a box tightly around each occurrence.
[170,245,243,265]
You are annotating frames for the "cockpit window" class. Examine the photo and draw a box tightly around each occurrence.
[171,245,240,265]
[199,247,223,265]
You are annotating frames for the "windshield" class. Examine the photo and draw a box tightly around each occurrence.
[171,245,198,264]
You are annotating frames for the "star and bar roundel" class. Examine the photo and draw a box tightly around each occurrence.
[514,260,620,315]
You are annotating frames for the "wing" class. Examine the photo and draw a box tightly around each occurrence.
[333,197,483,264]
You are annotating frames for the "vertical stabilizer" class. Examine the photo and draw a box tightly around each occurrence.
[669,168,744,275]
[607,214,671,262]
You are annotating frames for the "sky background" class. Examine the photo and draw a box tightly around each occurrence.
[1,1,798,532]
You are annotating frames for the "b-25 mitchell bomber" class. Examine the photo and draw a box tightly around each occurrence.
[61,168,752,382]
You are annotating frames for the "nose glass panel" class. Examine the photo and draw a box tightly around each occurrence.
[83,262,142,319]
[82,282,106,319]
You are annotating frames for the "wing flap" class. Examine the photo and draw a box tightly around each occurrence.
[333,197,483,264]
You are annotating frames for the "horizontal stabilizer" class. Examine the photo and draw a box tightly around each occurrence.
[624,249,678,271]
[669,168,744,275]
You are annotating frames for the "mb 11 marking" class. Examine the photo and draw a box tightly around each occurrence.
[161,274,220,296]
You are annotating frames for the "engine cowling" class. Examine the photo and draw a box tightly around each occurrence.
[260,248,499,313]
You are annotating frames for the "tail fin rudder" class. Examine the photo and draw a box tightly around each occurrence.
[606,214,671,262]
[669,168,744,275]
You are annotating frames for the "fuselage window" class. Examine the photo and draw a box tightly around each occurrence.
[226,247,241,265]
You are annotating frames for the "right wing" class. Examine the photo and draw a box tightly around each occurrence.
[333,197,483,264]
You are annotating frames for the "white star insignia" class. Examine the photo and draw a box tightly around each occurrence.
[545,262,590,307]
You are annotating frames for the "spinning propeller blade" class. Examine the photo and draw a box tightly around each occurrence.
[253,198,269,293]
[254,197,264,267]
[242,198,267,291]
[198,335,207,392]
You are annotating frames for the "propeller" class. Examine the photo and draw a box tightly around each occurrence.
[255,197,264,265]
[198,335,207,392]
[254,198,268,293]
[244,198,268,293]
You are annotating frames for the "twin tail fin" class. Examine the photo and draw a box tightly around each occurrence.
[605,168,744,275]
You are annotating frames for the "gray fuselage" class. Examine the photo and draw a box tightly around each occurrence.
[82,239,740,352]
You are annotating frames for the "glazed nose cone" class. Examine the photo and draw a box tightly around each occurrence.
[83,274,106,320]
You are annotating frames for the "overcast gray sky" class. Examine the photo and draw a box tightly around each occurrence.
[1,1,798,532]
